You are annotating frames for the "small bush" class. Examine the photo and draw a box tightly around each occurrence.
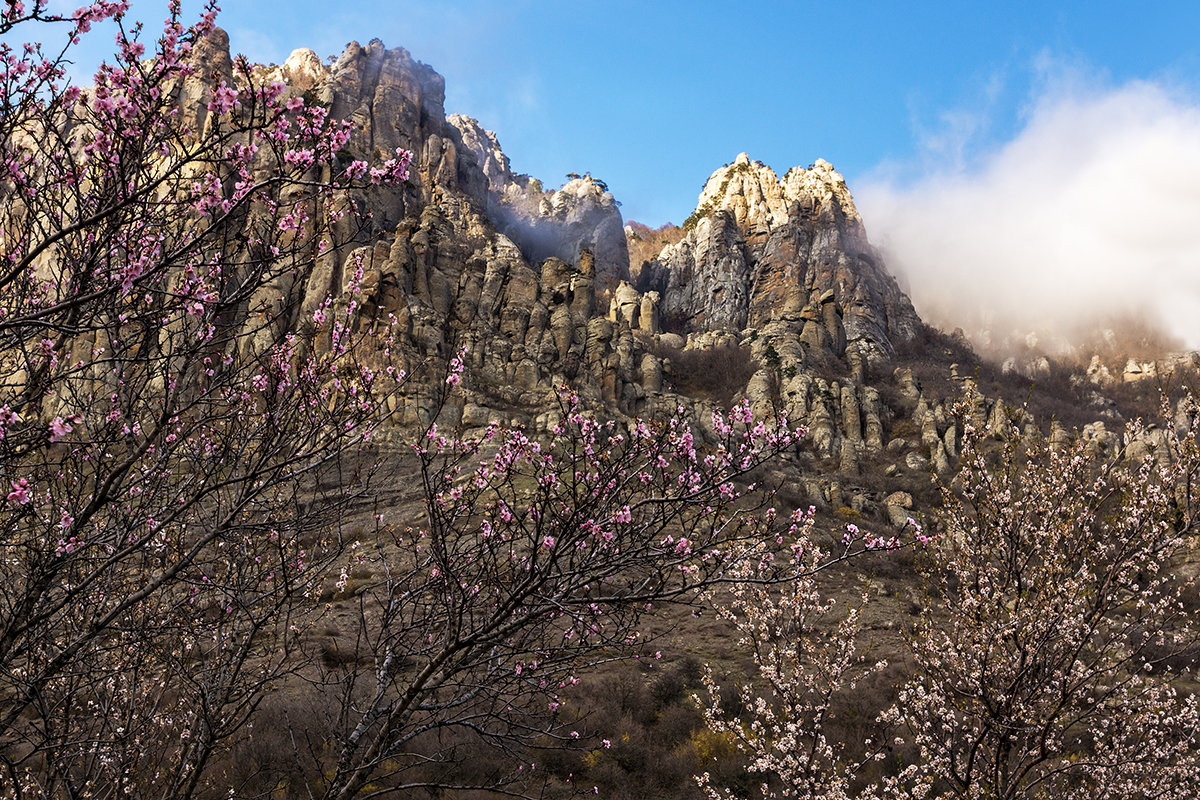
[625,220,687,279]
[649,656,701,709]
[834,506,861,523]
[681,202,714,231]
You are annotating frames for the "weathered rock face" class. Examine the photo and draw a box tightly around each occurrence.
[648,214,751,332]
[641,153,920,367]
[446,113,510,186]
[322,40,458,197]
[189,36,647,429]
[247,36,1167,516]
[279,47,326,91]
[172,26,234,134]
[246,38,927,447]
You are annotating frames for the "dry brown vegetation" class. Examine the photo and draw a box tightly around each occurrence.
[652,341,760,410]
[625,220,687,283]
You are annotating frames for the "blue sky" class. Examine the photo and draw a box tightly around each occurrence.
[17,1,1200,345]
[209,0,1200,227]
[29,1,1200,225]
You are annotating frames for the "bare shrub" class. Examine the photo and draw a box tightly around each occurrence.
[655,342,760,409]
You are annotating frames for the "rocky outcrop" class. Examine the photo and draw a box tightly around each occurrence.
[884,491,915,530]
[30,27,1200,553]
[221,38,647,429]
[278,47,326,91]
[446,113,510,186]
[641,154,920,368]
[606,281,661,334]
[646,214,751,332]
[246,35,1195,524]
[172,26,235,134]
[322,39,467,210]
[1002,355,1051,380]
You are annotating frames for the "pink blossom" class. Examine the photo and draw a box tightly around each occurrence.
[207,81,239,114]
[48,416,72,442]
[7,479,31,505]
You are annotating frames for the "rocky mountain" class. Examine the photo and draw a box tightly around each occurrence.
[448,114,630,292]
[221,35,1194,524]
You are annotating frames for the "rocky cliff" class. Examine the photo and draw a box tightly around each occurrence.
[241,40,659,431]
[447,114,630,292]
[231,40,959,510]
[640,153,920,368]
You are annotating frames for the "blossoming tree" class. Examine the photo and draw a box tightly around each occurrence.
[0,2,410,796]
[703,395,1200,800]
[0,4,893,798]
[695,526,910,800]
[308,385,818,798]
[884,402,1200,800]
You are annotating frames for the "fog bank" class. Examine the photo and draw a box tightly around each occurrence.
[857,79,1200,354]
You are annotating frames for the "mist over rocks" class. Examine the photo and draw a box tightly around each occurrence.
[857,78,1200,356]
[447,113,630,291]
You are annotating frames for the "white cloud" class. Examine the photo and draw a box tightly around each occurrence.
[858,72,1200,352]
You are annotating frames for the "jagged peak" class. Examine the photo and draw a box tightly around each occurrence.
[280,48,326,91]
[781,158,861,227]
[556,176,616,205]
[446,113,501,145]
[447,113,511,186]
[696,154,789,230]
[688,154,863,234]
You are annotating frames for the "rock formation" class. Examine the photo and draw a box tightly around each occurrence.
[640,153,921,368]
[447,115,630,291]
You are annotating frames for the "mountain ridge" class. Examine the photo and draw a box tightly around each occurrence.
[224,33,1197,522]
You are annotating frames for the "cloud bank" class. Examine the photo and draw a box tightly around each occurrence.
[857,76,1200,354]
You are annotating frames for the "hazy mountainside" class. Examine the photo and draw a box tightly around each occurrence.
[448,112,631,292]
[239,35,1196,521]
